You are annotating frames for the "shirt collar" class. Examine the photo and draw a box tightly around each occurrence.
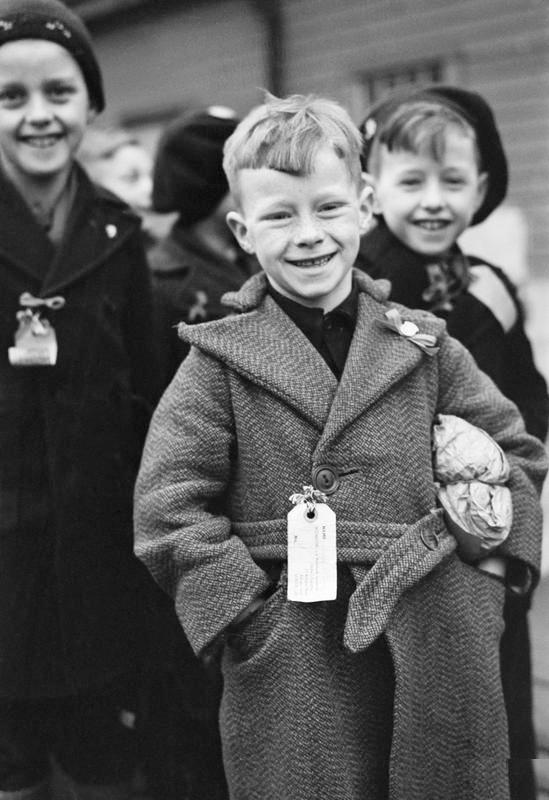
[268,279,358,334]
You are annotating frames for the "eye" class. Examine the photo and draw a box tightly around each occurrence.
[0,85,26,107]
[318,201,345,215]
[263,211,291,222]
[444,175,466,187]
[400,177,422,188]
[46,82,76,102]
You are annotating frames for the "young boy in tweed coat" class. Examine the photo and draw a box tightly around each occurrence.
[134,94,548,800]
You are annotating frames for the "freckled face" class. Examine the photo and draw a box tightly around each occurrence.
[0,39,92,189]
[227,146,372,312]
[371,128,487,257]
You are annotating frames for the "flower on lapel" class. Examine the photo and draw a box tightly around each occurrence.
[379,308,439,356]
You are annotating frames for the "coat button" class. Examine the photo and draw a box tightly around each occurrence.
[312,464,339,494]
[420,528,441,551]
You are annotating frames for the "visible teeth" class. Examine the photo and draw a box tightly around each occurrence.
[290,254,333,267]
[416,220,448,230]
[23,136,60,148]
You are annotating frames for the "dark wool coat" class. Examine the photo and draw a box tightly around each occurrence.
[0,165,164,699]
[148,221,258,384]
[135,271,547,800]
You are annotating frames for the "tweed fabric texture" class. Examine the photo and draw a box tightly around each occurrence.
[135,270,547,800]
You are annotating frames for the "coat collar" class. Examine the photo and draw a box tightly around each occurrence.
[0,165,141,295]
[179,270,445,437]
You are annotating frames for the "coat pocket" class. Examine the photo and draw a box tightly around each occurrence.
[225,583,286,665]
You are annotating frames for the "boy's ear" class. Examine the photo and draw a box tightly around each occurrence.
[361,171,383,217]
[358,173,375,234]
[474,171,489,213]
[87,106,97,125]
[226,211,254,254]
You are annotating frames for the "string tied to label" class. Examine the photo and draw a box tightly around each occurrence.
[289,485,328,518]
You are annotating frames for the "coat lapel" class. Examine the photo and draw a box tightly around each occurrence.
[0,175,55,284]
[182,271,444,439]
[181,283,338,431]
[0,167,138,296]
[42,168,137,296]
[318,291,436,450]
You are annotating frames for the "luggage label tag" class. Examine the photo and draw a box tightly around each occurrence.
[287,485,337,602]
[8,293,65,367]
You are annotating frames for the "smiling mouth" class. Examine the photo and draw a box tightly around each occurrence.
[414,220,451,231]
[21,135,63,149]
[286,253,336,267]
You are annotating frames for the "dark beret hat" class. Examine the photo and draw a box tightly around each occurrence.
[152,106,239,223]
[359,85,508,225]
[0,0,104,112]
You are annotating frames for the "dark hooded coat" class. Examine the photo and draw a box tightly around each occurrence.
[135,271,547,800]
[0,165,163,698]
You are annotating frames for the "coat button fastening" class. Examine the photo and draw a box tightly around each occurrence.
[312,465,339,495]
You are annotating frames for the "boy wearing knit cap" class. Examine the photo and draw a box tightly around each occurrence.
[0,2,165,798]
[358,85,549,800]
[149,106,258,384]
[135,93,547,800]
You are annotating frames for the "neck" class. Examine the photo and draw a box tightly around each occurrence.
[190,214,238,261]
[0,156,72,219]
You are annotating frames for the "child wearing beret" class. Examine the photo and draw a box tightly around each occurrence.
[135,93,547,800]
[0,1,165,798]
[357,84,549,800]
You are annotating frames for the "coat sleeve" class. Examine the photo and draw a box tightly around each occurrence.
[134,346,273,655]
[435,330,548,588]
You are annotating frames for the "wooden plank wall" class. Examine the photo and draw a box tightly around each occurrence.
[282,0,549,277]
[87,0,548,277]
[91,1,267,123]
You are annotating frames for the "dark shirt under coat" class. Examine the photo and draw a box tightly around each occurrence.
[268,281,358,379]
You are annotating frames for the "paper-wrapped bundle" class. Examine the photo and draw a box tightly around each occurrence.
[433,413,510,484]
[433,415,512,561]
[437,482,512,561]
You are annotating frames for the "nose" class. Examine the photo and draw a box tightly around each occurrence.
[294,212,324,247]
[419,178,444,212]
[24,93,53,127]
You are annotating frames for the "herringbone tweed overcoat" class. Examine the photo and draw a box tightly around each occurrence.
[135,270,547,800]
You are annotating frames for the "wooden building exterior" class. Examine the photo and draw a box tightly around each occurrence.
[70,0,548,276]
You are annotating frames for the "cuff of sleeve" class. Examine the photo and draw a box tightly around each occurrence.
[505,559,534,596]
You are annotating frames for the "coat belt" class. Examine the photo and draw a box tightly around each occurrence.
[232,509,456,652]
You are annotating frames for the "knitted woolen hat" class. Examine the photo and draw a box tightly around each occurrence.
[153,105,239,222]
[0,0,105,112]
[360,85,508,225]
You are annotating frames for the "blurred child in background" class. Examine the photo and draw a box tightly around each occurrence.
[149,106,258,383]
[78,125,157,249]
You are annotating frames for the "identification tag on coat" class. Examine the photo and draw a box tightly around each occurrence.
[8,310,58,366]
[287,503,337,602]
